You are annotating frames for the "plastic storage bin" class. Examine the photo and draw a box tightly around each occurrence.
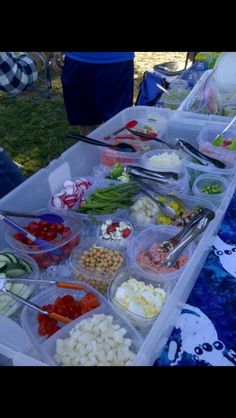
[0,249,39,317]
[108,266,171,333]
[192,174,229,206]
[70,241,126,294]
[127,225,195,290]
[1,106,236,366]
[5,208,81,270]
[20,281,108,358]
[197,125,236,167]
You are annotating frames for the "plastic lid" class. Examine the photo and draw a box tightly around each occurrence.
[0,316,32,353]
[213,52,236,91]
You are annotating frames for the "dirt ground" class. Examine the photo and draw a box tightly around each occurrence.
[133,52,187,100]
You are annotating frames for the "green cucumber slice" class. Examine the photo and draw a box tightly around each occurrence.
[0,254,12,263]
[4,263,28,278]
[0,272,7,278]
[0,262,7,272]
[19,259,33,273]
[3,252,18,263]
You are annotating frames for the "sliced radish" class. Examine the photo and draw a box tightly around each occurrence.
[52,196,65,209]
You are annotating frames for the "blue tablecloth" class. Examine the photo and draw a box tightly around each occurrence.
[154,191,236,367]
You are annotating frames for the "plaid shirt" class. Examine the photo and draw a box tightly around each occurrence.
[0,52,38,96]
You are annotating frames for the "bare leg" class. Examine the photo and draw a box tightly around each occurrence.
[79,124,101,136]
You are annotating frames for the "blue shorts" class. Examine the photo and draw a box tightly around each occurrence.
[61,57,134,125]
[0,149,25,198]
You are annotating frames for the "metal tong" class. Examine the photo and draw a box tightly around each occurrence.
[176,139,226,169]
[161,208,215,267]
[130,177,177,219]
[0,279,87,324]
[125,165,179,184]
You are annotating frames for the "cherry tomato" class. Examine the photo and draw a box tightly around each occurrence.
[44,230,57,241]
[27,222,40,234]
[39,220,49,228]
[56,223,64,233]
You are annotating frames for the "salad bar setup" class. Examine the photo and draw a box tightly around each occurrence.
[1,64,236,365]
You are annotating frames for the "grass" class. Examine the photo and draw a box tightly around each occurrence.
[0,81,78,177]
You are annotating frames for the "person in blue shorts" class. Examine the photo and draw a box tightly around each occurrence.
[52,52,135,135]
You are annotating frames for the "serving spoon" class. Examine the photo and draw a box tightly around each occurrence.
[0,210,64,224]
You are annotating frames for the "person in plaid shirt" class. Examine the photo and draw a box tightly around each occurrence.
[0,52,51,198]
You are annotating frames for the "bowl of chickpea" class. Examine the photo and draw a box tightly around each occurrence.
[70,242,126,294]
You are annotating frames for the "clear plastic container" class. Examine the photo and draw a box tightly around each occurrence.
[70,241,126,294]
[30,303,143,366]
[142,148,187,173]
[4,209,81,270]
[192,174,229,206]
[20,281,108,356]
[127,225,195,289]
[0,316,32,353]
[197,125,236,167]
[108,266,171,332]
[161,79,191,110]
[96,216,134,249]
[100,138,160,167]
[129,192,217,229]
[0,249,39,317]
[48,176,97,215]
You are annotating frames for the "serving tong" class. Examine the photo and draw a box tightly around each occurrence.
[160,208,215,267]
[125,165,179,183]
[0,279,87,324]
[129,177,178,219]
[176,139,226,169]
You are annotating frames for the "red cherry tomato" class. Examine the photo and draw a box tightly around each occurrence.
[44,230,57,241]
[56,223,64,233]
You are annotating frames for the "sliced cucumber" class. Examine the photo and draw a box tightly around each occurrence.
[4,263,27,278]
[0,261,7,272]
[0,272,7,278]
[3,252,18,263]
[0,254,12,263]
[19,259,33,273]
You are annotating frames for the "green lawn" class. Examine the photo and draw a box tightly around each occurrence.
[0,81,78,178]
[0,74,143,179]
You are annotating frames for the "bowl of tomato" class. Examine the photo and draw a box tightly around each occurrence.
[5,209,81,270]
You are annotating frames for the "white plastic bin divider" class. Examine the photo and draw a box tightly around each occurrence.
[0,106,236,366]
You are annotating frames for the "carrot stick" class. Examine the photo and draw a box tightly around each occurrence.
[56,281,87,291]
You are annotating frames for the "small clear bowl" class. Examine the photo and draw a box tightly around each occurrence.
[96,216,134,249]
[142,148,187,173]
[127,225,195,289]
[0,248,39,317]
[48,176,97,216]
[70,241,126,294]
[108,266,171,332]
[192,174,229,206]
[4,208,81,270]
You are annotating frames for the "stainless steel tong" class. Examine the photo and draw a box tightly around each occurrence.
[161,208,215,267]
